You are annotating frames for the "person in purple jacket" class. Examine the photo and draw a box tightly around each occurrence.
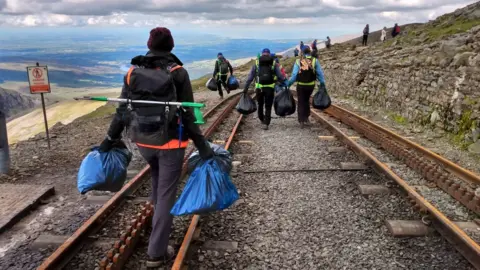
[243,48,286,130]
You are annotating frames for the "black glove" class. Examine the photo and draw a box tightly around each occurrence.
[98,136,125,152]
[197,140,214,160]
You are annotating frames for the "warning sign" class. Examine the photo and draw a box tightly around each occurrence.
[27,66,51,94]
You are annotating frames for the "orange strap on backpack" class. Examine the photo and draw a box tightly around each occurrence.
[126,64,183,86]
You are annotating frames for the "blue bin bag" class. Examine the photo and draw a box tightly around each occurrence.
[171,143,239,216]
[227,75,240,90]
[187,142,232,174]
[77,146,132,194]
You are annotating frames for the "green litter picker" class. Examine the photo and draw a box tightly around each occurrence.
[74,96,206,125]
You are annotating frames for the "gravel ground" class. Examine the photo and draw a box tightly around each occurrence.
[185,109,472,270]
[0,90,225,270]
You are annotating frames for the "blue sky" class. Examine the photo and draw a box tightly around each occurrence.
[0,0,476,39]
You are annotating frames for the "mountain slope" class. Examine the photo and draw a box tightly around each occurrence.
[0,87,38,119]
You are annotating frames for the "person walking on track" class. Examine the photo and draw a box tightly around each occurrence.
[243,48,286,130]
[362,24,369,46]
[213,52,234,99]
[98,27,214,268]
[287,46,326,128]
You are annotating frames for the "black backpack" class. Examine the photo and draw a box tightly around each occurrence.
[125,60,181,146]
[218,59,230,75]
[296,56,317,84]
[256,55,275,85]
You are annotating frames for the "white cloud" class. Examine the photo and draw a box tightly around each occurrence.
[0,0,477,32]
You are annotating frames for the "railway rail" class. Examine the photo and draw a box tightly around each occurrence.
[35,91,480,269]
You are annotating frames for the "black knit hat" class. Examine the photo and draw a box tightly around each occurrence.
[147,27,174,52]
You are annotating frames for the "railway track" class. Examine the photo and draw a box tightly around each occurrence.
[37,92,243,270]
[315,104,480,269]
[36,90,480,269]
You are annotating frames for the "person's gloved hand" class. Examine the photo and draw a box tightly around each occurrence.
[98,136,125,152]
[99,136,115,152]
[198,140,214,160]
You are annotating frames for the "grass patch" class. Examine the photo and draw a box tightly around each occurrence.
[190,75,210,92]
[389,113,408,125]
[450,110,477,150]
[427,18,480,40]
[77,103,116,121]
[281,57,298,74]
[236,59,255,73]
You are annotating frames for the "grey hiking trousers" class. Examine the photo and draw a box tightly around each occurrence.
[138,147,185,258]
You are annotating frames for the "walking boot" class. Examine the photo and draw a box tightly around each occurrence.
[300,122,305,129]
[262,124,269,130]
[147,246,175,268]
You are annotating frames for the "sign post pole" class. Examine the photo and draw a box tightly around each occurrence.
[0,110,9,174]
[40,93,50,149]
[27,62,51,149]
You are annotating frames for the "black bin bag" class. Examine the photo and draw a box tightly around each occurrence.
[312,84,331,110]
[206,78,218,91]
[236,93,257,115]
[274,89,296,117]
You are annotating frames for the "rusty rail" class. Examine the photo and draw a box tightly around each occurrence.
[311,106,480,269]
[324,105,480,216]
[172,106,245,270]
[38,92,242,270]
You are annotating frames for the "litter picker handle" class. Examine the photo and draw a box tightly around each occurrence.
[73,96,206,125]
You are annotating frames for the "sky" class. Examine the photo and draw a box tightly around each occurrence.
[0,0,477,39]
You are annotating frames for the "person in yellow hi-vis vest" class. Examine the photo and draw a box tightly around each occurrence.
[287,46,327,128]
[243,48,286,130]
[213,52,233,99]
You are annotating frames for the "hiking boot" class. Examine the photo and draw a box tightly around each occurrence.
[300,122,305,129]
[304,119,311,126]
[226,89,231,94]
[219,96,224,100]
[146,246,175,268]
[261,124,269,130]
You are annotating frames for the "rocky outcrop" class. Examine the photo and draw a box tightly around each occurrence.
[318,2,480,149]
[0,87,38,119]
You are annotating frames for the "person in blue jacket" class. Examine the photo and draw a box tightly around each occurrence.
[243,48,287,130]
[287,46,326,128]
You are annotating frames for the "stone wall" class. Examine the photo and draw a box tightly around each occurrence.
[318,4,480,148]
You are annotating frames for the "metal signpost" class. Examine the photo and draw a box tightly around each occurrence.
[27,62,51,149]
[0,110,9,174]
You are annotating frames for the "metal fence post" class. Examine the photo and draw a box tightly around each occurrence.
[0,110,10,174]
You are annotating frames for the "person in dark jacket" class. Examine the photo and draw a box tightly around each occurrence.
[325,36,332,49]
[294,47,299,57]
[287,46,326,128]
[392,23,401,38]
[362,24,369,46]
[213,53,233,99]
[243,48,286,130]
[311,39,318,57]
[99,27,214,268]
[300,41,306,53]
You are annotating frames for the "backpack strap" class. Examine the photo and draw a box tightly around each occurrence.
[126,66,135,86]
[169,65,182,73]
